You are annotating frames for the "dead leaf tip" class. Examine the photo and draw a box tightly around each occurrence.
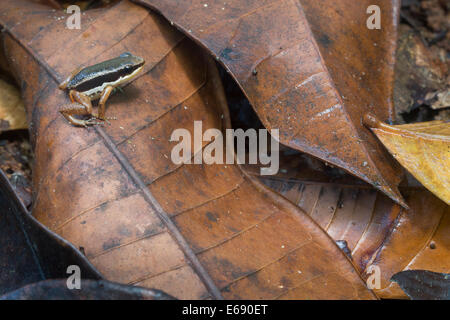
[380,184,409,209]
[363,113,381,129]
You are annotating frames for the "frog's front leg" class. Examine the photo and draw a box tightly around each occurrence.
[60,90,101,127]
[97,85,114,121]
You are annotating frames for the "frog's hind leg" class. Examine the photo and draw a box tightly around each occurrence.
[60,102,102,127]
[69,90,92,107]
[60,90,100,127]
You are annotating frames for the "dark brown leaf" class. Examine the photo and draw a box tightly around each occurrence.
[1,279,174,300]
[134,0,406,206]
[391,270,450,300]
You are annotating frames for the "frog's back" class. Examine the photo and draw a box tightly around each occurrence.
[66,53,145,93]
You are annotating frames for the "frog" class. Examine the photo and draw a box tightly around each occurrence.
[58,52,145,127]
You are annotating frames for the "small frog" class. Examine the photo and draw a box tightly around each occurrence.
[58,52,145,127]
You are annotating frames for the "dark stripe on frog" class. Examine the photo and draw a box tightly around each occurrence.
[71,62,143,93]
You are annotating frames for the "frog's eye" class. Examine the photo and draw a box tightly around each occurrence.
[119,52,133,58]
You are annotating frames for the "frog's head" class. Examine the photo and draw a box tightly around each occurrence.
[119,52,145,68]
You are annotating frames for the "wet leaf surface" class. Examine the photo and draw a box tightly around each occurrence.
[391,270,450,300]
[134,0,406,206]
[0,0,375,299]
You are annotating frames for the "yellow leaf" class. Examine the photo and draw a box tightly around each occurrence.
[364,114,450,204]
[0,78,27,132]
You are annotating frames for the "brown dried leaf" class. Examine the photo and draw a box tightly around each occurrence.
[366,190,449,299]
[364,114,450,204]
[252,156,449,299]
[134,0,406,206]
[0,0,375,299]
